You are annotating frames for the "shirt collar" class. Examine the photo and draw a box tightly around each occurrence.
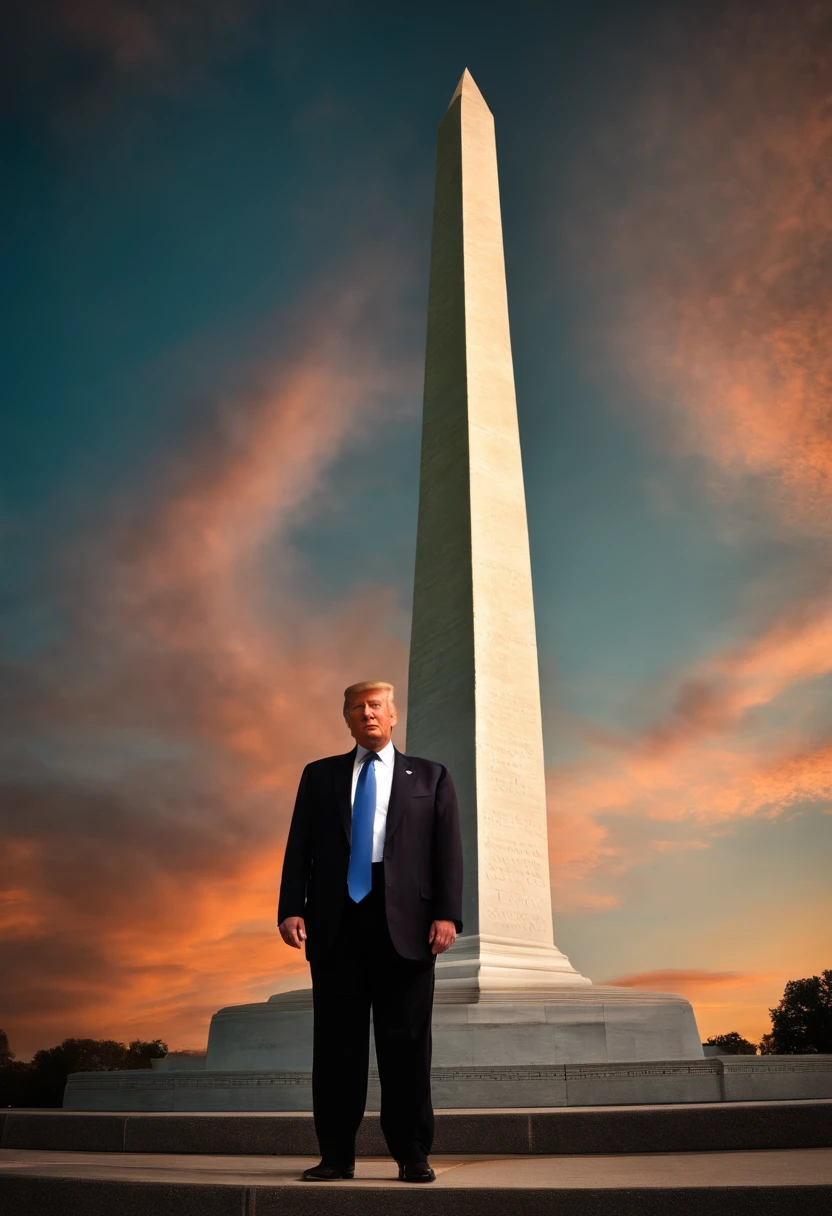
[355,739,395,767]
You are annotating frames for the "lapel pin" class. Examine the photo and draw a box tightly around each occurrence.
[405,769,412,775]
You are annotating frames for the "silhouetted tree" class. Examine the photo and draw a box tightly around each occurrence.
[0,1030,33,1108]
[126,1039,169,1069]
[759,971,832,1055]
[704,1031,757,1055]
[0,1034,168,1108]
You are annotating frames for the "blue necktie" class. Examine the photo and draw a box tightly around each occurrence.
[347,752,379,903]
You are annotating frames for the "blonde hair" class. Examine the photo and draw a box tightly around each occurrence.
[343,681,395,721]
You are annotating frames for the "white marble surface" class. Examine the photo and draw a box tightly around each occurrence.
[205,984,704,1072]
[62,1058,832,1111]
[406,67,587,993]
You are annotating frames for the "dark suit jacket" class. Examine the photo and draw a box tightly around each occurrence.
[278,746,463,963]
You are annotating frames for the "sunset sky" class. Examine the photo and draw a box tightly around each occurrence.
[2,0,830,1060]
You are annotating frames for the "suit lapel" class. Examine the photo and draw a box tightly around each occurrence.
[384,748,409,845]
[336,748,356,844]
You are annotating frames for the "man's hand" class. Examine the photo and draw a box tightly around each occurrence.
[429,919,456,954]
[279,916,307,949]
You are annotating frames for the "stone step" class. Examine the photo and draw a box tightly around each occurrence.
[2,1100,830,1158]
[62,1054,832,1110]
[1,1146,830,1215]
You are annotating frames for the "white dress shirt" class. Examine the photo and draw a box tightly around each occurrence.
[351,739,395,863]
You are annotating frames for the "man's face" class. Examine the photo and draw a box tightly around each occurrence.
[346,689,398,751]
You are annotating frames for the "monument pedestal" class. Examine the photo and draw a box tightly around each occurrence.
[431,986,703,1066]
[203,977,703,1079]
[201,916,702,1088]
[434,932,591,999]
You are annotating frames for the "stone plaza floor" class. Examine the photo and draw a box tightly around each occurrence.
[1,1145,831,1214]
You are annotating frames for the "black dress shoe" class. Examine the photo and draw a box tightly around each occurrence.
[301,1161,355,1180]
[398,1161,436,1183]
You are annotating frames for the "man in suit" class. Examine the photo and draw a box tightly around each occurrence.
[278,680,463,1183]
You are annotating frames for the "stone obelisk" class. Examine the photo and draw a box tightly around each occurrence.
[407,69,589,998]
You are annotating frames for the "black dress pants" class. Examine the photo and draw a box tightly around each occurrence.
[309,862,436,1165]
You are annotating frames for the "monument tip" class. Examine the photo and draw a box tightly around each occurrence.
[448,67,489,111]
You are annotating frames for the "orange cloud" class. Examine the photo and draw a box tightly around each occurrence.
[605,969,763,993]
[549,589,832,907]
[0,267,414,1058]
[548,1,832,916]
[573,1,832,536]
[603,968,788,1043]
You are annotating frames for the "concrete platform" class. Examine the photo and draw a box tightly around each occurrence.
[5,1101,831,1157]
[206,984,705,1075]
[63,1053,832,1110]
[1,1146,830,1214]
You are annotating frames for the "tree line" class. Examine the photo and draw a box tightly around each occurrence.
[2,969,830,1106]
[0,1033,168,1107]
[703,970,832,1056]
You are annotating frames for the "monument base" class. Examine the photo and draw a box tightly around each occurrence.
[62,984,832,1112]
[202,982,704,1077]
[63,1055,832,1111]
[433,932,592,999]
